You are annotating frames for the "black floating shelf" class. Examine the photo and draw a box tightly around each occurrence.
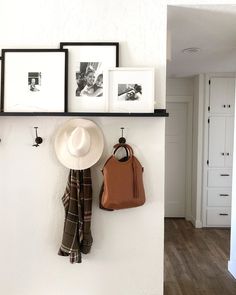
[0,109,169,117]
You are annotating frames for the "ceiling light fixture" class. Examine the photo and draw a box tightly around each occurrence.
[182,47,201,54]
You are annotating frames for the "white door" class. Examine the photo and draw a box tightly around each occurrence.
[165,102,187,217]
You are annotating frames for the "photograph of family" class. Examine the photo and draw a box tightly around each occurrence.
[28,72,41,92]
[118,84,142,101]
[75,62,103,97]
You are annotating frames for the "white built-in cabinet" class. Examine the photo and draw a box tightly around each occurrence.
[208,116,234,168]
[203,76,235,227]
[209,78,235,115]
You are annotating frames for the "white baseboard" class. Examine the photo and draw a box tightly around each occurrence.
[195,219,203,228]
[228,260,236,279]
[189,216,203,228]
[185,215,191,221]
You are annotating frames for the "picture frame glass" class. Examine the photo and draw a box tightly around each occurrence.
[2,51,67,112]
[107,68,155,113]
[61,43,118,112]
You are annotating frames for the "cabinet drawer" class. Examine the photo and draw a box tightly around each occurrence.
[206,208,231,227]
[207,189,232,206]
[208,169,232,187]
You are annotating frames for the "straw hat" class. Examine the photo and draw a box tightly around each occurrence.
[54,119,104,170]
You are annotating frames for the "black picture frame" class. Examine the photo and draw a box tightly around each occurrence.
[1,49,68,113]
[60,42,119,112]
[60,42,119,68]
[0,56,2,111]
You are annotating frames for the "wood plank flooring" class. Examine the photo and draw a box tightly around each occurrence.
[164,218,236,295]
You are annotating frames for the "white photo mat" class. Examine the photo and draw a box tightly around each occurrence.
[2,50,67,112]
[106,67,155,113]
[61,43,118,112]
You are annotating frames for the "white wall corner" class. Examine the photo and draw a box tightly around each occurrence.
[195,219,203,228]
[189,216,203,228]
[228,260,236,279]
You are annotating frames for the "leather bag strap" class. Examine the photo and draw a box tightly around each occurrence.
[113,143,134,157]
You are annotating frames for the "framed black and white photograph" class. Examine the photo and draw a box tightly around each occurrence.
[60,42,119,112]
[106,68,155,113]
[1,49,68,112]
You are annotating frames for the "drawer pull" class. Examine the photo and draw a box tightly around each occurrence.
[219,194,229,196]
[220,174,230,176]
[219,213,229,216]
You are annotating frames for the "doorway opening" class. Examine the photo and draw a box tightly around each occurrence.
[165,4,236,294]
[165,98,193,220]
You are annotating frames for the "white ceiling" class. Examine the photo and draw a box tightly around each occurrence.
[167,5,236,77]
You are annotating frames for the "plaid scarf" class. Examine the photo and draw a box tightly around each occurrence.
[58,169,93,263]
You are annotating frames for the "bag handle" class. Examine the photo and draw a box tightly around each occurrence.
[101,144,133,172]
[113,143,134,157]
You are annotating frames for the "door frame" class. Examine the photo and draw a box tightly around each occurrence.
[166,95,193,220]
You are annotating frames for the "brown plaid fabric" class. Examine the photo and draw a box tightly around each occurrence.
[58,169,93,263]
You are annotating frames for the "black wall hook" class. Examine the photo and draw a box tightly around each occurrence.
[119,127,126,144]
[33,127,43,147]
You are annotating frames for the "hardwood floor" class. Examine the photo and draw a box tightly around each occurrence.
[164,218,236,295]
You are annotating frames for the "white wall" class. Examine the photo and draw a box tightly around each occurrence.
[166,78,194,96]
[191,74,204,228]
[0,1,167,295]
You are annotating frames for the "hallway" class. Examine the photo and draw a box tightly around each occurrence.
[164,219,236,295]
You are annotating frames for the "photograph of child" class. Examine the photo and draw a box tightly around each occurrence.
[28,72,41,92]
[75,62,103,97]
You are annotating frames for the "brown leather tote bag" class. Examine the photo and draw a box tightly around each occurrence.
[101,144,146,210]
